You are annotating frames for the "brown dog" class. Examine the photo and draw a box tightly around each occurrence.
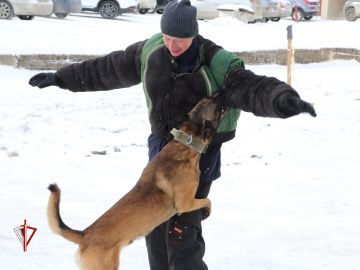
[47,95,224,270]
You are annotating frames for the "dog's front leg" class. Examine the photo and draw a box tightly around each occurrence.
[175,198,211,217]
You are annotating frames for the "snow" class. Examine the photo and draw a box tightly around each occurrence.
[1,12,360,270]
[1,13,360,54]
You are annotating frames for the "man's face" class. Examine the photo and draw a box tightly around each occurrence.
[163,34,194,57]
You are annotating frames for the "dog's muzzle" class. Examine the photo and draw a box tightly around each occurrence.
[170,128,208,153]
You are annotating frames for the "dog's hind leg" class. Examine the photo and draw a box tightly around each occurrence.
[76,248,100,270]
[77,246,120,270]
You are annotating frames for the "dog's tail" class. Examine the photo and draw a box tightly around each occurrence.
[47,184,83,244]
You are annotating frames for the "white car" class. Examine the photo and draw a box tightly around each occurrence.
[256,0,292,22]
[217,3,258,23]
[81,0,137,18]
[193,0,291,22]
[192,0,223,20]
[343,0,360,21]
[138,0,171,14]
[0,0,53,19]
[192,0,260,20]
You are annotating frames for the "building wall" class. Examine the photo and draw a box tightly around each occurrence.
[321,0,346,19]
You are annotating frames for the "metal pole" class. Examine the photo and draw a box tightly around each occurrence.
[286,25,294,85]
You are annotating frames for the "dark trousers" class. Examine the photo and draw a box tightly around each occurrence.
[145,180,212,270]
[146,133,221,270]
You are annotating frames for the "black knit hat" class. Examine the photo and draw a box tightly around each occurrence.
[160,0,198,38]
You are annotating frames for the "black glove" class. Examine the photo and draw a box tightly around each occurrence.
[276,93,316,118]
[28,72,59,89]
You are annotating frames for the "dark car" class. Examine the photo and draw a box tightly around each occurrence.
[52,0,82,18]
[289,0,320,21]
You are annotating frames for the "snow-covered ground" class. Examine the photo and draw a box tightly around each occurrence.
[1,12,360,270]
[1,13,359,54]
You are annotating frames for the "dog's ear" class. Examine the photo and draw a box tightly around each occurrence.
[211,91,225,112]
[201,120,216,140]
[211,91,229,121]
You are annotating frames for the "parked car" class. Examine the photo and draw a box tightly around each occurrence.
[0,0,53,19]
[192,0,221,19]
[193,0,290,22]
[343,0,360,21]
[52,0,82,18]
[138,0,173,14]
[254,0,292,22]
[81,0,137,18]
[289,0,320,21]
[193,0,257,20]
[272,0,292,21]
[217,2,258,23]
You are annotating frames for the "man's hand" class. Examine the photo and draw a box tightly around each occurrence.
[29,73,58,89]
[276,93,317,118]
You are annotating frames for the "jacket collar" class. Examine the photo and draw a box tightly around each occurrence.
[166,35,206,74]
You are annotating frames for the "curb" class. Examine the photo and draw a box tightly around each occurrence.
[1,48,359,70]
[237,48,360,65]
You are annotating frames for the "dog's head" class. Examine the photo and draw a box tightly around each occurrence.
[185,93,226,141]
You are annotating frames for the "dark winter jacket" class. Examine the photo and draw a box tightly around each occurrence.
[55,33,299,143]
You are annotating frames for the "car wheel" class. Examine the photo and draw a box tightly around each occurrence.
[138,8,148,14]
[345,7,357,21]
[55,13,68,19]
[261,17,269,23]
[292,8,304,21]
[270,17,280,22]
[18,15,34,20]
[156,8,164,14]
[304,16,312,20]
[99,0,119,19]
[0,0,14,19]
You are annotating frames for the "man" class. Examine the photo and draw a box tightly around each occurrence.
[29,0,316,269]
